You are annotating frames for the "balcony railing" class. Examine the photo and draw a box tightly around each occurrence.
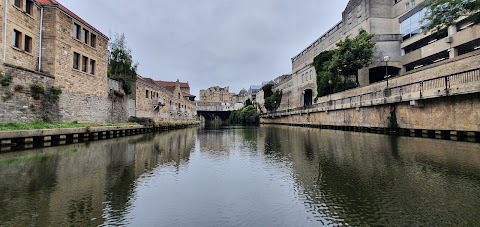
[262,68,480,117]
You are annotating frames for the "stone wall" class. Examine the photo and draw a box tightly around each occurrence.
[261,93,480,132]
[0,65,55,122]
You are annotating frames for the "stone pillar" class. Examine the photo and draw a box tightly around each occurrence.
[448,25,458,59]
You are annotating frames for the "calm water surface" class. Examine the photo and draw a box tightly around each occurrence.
[1,126,480,226]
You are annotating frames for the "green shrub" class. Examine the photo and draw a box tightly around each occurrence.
[29,84,45,100]
[0,70,13,87]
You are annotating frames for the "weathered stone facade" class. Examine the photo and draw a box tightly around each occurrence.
[0,0,133,123]
[136,76,197,122]
[0,65,54,122]
[199,86,236,102]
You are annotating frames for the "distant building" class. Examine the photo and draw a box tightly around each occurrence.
[199,86,236,102]
[155,80,196,101]
[136,76,197,121]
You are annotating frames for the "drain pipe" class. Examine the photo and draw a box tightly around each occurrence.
[3,0,8,64]
[38,6,43,71]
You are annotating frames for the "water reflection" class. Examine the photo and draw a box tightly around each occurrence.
[0,128,196,226]
[0,126,479,226]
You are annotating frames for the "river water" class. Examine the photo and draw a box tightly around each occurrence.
[0,125,479,226]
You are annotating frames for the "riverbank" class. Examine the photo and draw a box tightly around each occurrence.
[0,121,201,152]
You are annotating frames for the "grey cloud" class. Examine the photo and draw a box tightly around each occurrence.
[61,0,349,96]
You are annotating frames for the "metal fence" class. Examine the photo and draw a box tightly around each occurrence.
[264,68,480,117]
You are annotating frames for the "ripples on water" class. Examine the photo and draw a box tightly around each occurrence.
[0,126,480,226]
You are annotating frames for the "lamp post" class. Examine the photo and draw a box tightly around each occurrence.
[328,79,333,101]
[383,56,391,88]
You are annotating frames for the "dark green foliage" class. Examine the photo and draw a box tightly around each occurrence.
[314,32,375,97]
[109,34,138,95]
[228,105,259,125]
[264,91,282,112]
[331,31,375,85]
[46,86,62,102]
[30,84,45,100]
[262,84,282,112]
[422,0,480,32]
[0,70,13,87]
[14,84,24,92]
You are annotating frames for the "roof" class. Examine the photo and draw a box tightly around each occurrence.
[182,92,196,98]
[37,0,108,39]
[155,80,190,88]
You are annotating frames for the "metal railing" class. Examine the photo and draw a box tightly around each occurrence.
[263,68,480,117]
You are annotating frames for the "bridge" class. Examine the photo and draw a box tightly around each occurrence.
[196,101,243,121]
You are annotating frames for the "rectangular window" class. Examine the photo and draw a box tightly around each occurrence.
[25,0,33,15]
[13,29,22,48]
[357,16,362,24]
[24,35,32,53]
[348,23,353,29]
[146,90,149,98]
[357,4,362,12]
[89,59,95,75]
[74,23,81,39]
[329,38,334,45]
[90,34,96,47]
[73,52,80,70]
[348,12,352,18]
[82,29,89,44]
[14,0,22,8]
[82,56,88,72]
[310,70,312,80]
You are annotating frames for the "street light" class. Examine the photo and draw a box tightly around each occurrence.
[328,79,333,101]
[383,56,391,88]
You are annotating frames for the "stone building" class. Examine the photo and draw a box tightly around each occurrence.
[135,76,197,122]
[199,86,236,102]
[271,0,480,111]
[0,0,117,122]
[155,80,196,101]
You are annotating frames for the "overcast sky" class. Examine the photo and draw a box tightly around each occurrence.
[61,0,349,97]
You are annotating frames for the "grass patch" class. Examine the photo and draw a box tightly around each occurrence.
[0,122,136,131]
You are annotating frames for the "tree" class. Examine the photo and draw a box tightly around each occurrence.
[109,33,138,94]
[261,84,282,112]
[330,31,375,85]
[422,0,480,32]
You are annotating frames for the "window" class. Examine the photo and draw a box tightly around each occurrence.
[405,0,416,10]
[24,35,32,53]
[400,8,427,41]
[90,34,96,47]
[309,70,312,80]
[82,56,88,72]
[73,52,80,70]
[302,74,304,83]
[357,4,362,12]
[14,0,22,8]
[329,38,334,45]
[146,90,149,98]
[73,23,81,39]
[82,29,89,44]
[357,15,362,24]
[25,0,33,15]
[13,30,22,48]
[89,59,95,75]
[348,23,353,29]
[348,12,352,18]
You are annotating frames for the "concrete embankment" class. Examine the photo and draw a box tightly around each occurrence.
[261,67,480,142]
[0,121,200,152]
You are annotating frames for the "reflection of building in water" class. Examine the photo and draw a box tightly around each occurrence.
[134,128,196,171]
[198,130,236,155]
[0,128,197,226]
[259,125,480,226]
